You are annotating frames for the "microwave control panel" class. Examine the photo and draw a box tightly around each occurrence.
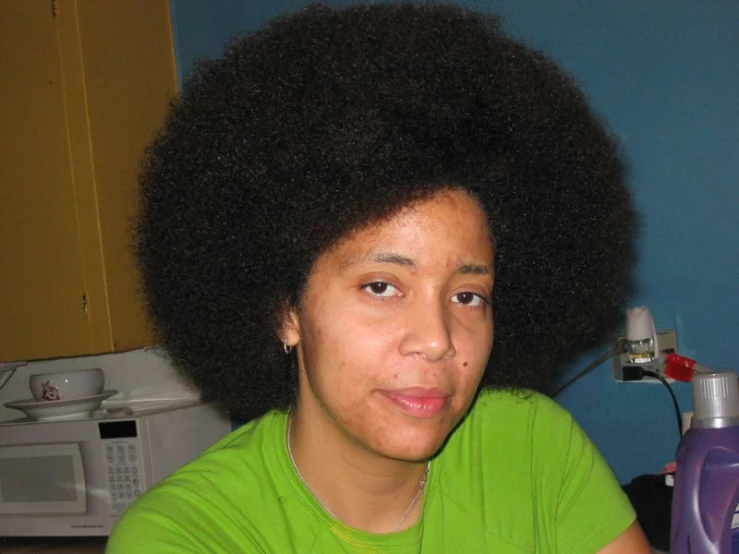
[99,420,143,516]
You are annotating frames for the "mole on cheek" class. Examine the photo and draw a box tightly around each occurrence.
[463,362,468,367]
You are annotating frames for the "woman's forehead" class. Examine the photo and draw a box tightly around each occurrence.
[315,189,495,273]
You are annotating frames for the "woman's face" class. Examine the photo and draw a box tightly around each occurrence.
[284,189,495,462]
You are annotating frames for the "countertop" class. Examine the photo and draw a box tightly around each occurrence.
[0,537,107,553]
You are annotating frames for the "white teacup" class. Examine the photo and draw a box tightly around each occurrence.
[30,368,105,402]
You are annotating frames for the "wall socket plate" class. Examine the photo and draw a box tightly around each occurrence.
[611,329,678,381]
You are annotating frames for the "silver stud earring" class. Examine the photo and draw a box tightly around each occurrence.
[283,343,293,355]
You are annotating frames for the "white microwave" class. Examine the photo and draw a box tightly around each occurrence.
[0,400,232,536]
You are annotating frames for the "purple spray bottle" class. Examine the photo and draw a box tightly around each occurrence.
[671,371,739,554]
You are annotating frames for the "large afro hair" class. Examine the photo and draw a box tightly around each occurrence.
[135,2,636,421]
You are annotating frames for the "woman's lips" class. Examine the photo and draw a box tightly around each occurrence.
[380,387,449,417]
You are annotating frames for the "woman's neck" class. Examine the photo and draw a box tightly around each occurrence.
[287,405,430,534]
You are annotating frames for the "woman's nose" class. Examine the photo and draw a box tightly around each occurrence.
[398,297,456,362]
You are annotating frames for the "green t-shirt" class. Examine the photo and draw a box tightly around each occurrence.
[106,391,635,553]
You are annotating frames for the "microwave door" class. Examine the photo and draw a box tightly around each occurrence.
[0,443,86,514]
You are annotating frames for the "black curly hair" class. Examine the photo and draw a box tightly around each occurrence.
[135,2,635,421]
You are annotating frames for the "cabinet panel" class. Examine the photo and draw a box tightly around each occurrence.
[75,0,178,352]
[0,0,177,361]
[0,1,93,360]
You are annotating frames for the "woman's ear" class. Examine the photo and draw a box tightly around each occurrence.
[277,305,301,348]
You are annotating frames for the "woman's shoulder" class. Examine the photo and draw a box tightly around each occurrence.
[187,408,286,464]
[106,410,287,553]
[152,407,286,493]
[463,388,573,432]
[432,388,633,552]
[438,388,580,482]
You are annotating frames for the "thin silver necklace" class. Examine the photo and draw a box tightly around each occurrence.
[286,414,430,532]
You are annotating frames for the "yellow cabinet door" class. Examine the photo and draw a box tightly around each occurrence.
[0,0,92,360]
[0,0,177,362]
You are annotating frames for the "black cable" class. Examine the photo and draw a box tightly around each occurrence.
[550,348,620,398]
[549,346,684,442]
[642,369,683,441]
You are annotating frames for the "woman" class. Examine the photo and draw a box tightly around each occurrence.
[107,3,651,552]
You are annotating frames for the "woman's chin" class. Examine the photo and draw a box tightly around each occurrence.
[371,433,448,463]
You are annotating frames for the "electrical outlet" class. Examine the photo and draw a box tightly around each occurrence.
[611,329,678,381]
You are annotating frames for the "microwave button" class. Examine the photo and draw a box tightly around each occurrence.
[132,466,138,474]
[123,466,130,474]
[134,490,141,497]
[133,478,139,486]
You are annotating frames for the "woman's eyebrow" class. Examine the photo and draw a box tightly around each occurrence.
[342,251,493,276]
[338,251,414,271]
[371,252,415,267]
[458,263,493,276]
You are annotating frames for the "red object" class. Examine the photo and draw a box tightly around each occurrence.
[665,353,696,382]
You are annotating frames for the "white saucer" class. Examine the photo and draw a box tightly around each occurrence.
[4,390,119,421]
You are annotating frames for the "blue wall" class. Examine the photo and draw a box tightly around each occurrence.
[170,0,739,483]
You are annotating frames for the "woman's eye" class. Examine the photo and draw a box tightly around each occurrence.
[452,291,488,307]
[362,282,400,298]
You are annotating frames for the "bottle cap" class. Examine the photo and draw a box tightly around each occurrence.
[691,372,739,429]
